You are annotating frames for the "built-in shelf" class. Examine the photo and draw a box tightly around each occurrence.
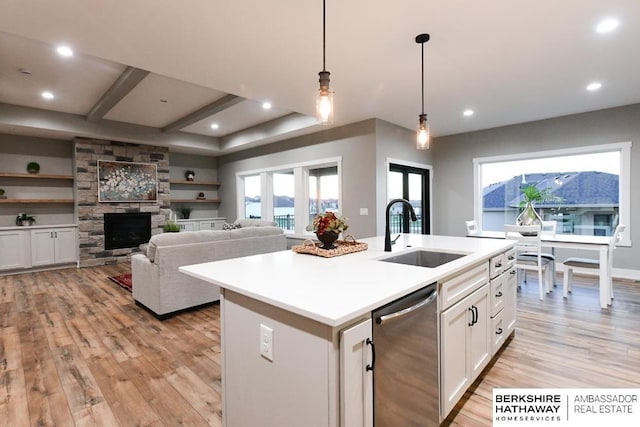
[170,199,221,203]
[0,199,75,204]
[0,172,74,180]
[169,180,220,186]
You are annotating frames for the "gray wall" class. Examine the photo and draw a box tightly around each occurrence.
[375,120,434,234]
[432,103,640,270]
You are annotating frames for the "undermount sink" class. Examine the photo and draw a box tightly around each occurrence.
[379,249,466,268]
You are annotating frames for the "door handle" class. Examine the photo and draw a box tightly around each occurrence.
[376,289,437,325]
[365,338,375,372]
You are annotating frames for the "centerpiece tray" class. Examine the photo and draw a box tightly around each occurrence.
[292,235,368,258]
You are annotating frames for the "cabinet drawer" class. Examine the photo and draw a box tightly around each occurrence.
[504,247,517,269]
[491,311,506,356]
[490,274,505,318]
[440,262,489,310]
[489,253,505,279]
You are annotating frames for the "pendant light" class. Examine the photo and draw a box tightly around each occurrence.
[316,0,334,124]
[416,33,430,149]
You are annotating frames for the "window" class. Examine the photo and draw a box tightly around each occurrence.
[309,166,339,221]
[273,171,295,230]
[473,142,631,242]
[244,175,261,219]
[237,157,342,234]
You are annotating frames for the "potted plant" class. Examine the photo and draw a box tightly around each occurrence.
[0,188,5,199]
[27,162,40,174]
[185,170,195,181]
[16,213,36,226]
[517,184,560,227]
[180,207,192,219]
[306,211,349,249]
[163,221,181,232]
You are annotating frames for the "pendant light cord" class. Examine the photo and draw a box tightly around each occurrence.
[322,0,326,72]
[421,41,425,115]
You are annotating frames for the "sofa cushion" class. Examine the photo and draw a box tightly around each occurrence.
[146,230,231,262]
[229,226,283,239]
[235,219,277,227]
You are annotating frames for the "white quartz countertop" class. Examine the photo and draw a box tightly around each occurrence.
[179,234,514,327]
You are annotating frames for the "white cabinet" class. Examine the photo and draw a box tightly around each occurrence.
[340,318,373,427]
[0,229,28,270]
[176,218,226,232]
[30,227,77,266]
[441,283,490,418]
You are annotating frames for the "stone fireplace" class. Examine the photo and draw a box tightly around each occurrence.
[75,138,170,267]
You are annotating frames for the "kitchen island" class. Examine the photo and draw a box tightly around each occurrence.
[180,234,516,426]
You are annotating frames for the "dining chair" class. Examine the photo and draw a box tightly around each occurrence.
[465,220,479,236]
[516,220,557,286]
[562,224,625,299]
[504,224,554,301]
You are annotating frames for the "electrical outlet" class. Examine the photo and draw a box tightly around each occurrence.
[359,208,369,215]
[260,324,273,362]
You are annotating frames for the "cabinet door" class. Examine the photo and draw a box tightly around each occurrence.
[503,266,518,335]
[179,221,198,231]
[440,293,473,418]
[0,230,27,270]
[340,318,373,427]
[53,228,77,264]
[31,229,56,266]
[469,285,490,379]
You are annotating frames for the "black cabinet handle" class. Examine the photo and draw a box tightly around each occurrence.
[495,262,502,268]
[508,255,515,260]
[366,338,375,372]
[509,270,517,275]
[496,327,503,335]
[469,305,479,326]
[495,291,503,297]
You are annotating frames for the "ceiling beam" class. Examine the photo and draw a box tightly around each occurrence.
[162,94,245,133]
[86,66,150,122]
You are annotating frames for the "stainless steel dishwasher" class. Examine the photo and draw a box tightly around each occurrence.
[371,283,439,426]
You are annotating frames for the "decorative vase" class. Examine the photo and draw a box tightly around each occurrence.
[316,231,339,250]
[516,201,542,233]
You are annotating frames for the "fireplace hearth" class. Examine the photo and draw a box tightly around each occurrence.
[104,212,152,250]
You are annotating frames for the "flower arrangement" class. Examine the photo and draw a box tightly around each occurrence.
[306,211,349,235]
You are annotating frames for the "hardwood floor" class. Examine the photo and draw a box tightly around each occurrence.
[1,265,639,426]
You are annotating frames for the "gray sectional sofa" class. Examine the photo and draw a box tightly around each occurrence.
[131,219,286,318]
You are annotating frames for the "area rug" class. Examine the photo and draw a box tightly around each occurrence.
[108,273,132,292]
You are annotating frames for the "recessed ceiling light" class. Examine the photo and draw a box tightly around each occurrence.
[56,45,73,57]
[596,18,619,33]
[586,82,602,91]
[262,101,272,110]
[41,91,54,100]
[463,109,474,116]
[210,123,219,129]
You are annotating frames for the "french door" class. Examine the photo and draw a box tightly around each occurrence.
[388,163,430,234]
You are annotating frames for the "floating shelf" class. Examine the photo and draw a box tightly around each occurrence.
[0,172,74,180]
[169,180,220,186]
[0,199,75,204]
[170,199,221,203]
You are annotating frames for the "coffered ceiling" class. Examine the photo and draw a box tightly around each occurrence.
[1,1,639,156]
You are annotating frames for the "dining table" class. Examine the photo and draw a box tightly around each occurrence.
[468,230,613,308]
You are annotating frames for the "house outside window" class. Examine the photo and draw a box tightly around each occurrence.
[474,142,630,241]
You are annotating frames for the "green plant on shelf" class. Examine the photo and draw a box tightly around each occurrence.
[163,221,181,233]
[27,162,40,174]
[179,207,192,219]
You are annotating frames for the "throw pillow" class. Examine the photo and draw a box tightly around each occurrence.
[222,222,242,230]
